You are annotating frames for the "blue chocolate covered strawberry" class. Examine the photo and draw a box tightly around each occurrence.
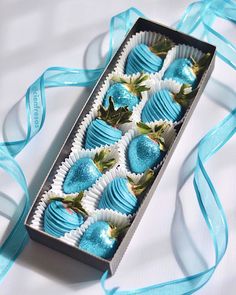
[98,170,154,215]
[79,220,128,259]
[141,84,197,123]
[84,97,132,149]
[103,74,150,111]
[125,36,174,75]
[63,149,116,194]
[44,193,87,238]
[127,122,168,174]
[163,53,211,87]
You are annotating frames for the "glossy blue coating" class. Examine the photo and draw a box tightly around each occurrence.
[125,44,163,75]
[84,119,122,149]
[103,83,140,111]
[98,177,139,215]
[141,89,183,122]
[79,221,118,259]
[63,158,102,194]
[44,201,84,238]
[128,134,164,173]
[163,58,197,86]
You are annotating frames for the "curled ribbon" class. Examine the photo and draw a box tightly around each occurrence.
[102,1,236,294]
[101,0,236,295]
[0,7,144,282]
[102,108,236,294]
[176,0,236,70]
[0,2,235,295]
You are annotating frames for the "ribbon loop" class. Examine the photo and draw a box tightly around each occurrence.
[177,0,236,70]
[0,7,143,283]
[0,3,236,295]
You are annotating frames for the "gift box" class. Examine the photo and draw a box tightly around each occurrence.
[25,17,216,275]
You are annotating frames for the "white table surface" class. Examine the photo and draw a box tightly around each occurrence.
[0,1,236,294]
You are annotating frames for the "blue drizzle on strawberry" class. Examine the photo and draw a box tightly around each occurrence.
[98,170,154,216]
[84,97,132,150]
[85,119,122,149]
[125,44,163,75]
[125,36,174,75]
[98,177,139,215]
[141,89,183,123]
[44,201,84,238]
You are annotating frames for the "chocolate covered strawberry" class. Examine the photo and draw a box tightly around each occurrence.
[63,149,116,194]
[103,73,149,111]
[84,97,132,149]
[127,122,168,174]
[141,84,197,123]
[44,193,87,238]
[125,36,174,75]
[98,169,154,215]
[163,53,211,87]
[79,221,128,259]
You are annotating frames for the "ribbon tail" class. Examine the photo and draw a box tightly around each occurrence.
[202,19,236,71]
[0,149,30,282]
[0,6,143,283]
[101,107,236,295]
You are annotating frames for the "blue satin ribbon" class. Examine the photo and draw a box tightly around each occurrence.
[0,2,235,295]
[176,0,236,70]
[102,108,236,294]
[0,7,144,282]
[101,1,236,294]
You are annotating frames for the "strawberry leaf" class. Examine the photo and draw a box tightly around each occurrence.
[93,148,116,173]
[97,97,132,127]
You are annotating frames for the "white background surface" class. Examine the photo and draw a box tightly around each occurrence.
[0,0,236,294]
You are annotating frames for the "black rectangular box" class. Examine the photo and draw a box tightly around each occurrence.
[25,17,216,275]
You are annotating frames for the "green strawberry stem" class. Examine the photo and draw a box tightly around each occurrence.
[149,36,175,58]
[112,73,150,97]
[108,224,130,239]
[128,169,155,196]
[98,97,132,127]
[137,122,169,151]
[173,84,199,108]
[190,52,211,76]
[93,149,116,173]
[49,192,88,216]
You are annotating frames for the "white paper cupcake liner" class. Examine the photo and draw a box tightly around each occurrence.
[80,167,141,216]
[72,107,96,152]
[60,208,130,248]
[162,44,205,83]
[30,191,53,231]
[133,78,193,125]
[114,31,174,79]
[118,120,176,177]
[51,147,120,195]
